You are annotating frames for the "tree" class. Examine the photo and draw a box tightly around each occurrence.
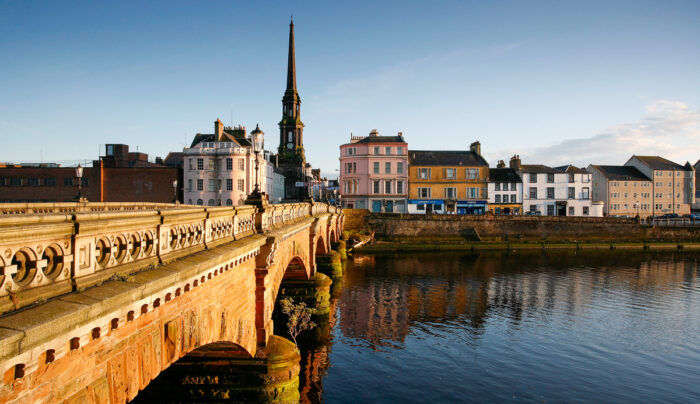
[279,297,317,347]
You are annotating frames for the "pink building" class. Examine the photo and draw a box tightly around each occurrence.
[339,129,408,212]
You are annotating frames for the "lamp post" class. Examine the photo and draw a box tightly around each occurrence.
[75,164,83,202]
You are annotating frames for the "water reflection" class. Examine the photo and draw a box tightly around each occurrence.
[301,251,700,403]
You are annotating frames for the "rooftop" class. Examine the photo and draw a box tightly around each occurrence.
[632,156,691,171]
[590,165,651,181]
[488,168,522,182]
[409,150,488,167]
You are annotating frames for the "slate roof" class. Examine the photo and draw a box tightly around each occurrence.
[633,156,691,171]
[554,165,588,174]
[488,168,522,183]
[518,164,559,174]
[353,135,406,144]
[409,150,488,167]
[590,165,651,181]
[190,133,249,148]
[163,152,184,167]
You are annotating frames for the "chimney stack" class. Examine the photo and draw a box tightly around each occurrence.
[509,154,521,170]
[469,141,481,156]
[214,119,224,140]
[369,129,379,137]
[497,160,505,168]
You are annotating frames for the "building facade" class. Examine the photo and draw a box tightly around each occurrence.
[339,130,408,212]
[265,152,285,203]
[0,144,178,203]
[513,156,597,216]
[624,156,695,216]
[587,165,652,217]
[183,120,268,206]
[408,142,488,214]
[487,163,523,215]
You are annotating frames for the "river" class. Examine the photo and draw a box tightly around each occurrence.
[298,250,700,403]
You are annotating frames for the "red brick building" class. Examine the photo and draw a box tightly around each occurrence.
[0,144,179,203]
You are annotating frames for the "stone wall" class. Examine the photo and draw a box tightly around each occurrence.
[360,212,700,242]
[342,209,371,233]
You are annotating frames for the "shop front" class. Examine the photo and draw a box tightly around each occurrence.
[456,200,487,215]
[408,199,445,214]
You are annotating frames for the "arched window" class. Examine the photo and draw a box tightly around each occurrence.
[196,199,203,205]
[208,199,215,206]
[226,199,233,206]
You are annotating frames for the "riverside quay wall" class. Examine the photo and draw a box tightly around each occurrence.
[343,209,700,243]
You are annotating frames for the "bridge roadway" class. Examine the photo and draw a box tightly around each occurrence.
[0,201,343,403]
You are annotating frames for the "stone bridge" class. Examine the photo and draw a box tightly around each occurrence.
[0,201,343,403]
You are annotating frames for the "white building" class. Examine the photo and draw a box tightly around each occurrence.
[265,152,285,203]
[487,162,523,215]
[183,119,270,206]
[514,159,599,216]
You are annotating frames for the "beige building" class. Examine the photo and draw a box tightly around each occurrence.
[587,165,652,217]
[624,156,695,216]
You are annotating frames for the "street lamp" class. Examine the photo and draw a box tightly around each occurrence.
[75,164,84,201]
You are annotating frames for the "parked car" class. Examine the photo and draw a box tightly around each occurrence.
[688,213,700,220]
[658,213,679,219]
[525,211,541,216]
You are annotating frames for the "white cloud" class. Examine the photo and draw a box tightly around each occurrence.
[492,100,700,167]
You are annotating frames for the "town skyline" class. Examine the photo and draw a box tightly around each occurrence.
[2,1,699,173]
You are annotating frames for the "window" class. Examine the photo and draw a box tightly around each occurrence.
[226,179,233,191]
[495,195,501,203]
[81,178,89,187]
[197,179,203,191]
[510,194,516,203]
[374,146,380,155]
[466,168,478,179]
[445,187,457,198]
[226,199,233,206]
[568,187,575,199]
[530,173,537,183]
[385,162,391,174]
[397,162,403,174]
[385,147,391,155]
[547,173,554,183]
[495,183,501,191]
[207,179,215,192]
[208,199,215,206]
[583,207,589,216]
[396,180,404,194]
[226,158,233,170]
[547,187,554,199]
[197,199,203,205]
[197,158,204,170]
[397,147,403,155]
[467,187,479,198]
[569,174,575,183]
[188,179,193,192]
[529,205,538,213]
[385,180,392,194]
[511,183,516,191]
[237,179,244,191]
[238,159,245,170]
[418,168,430,179]
[346,148,356,156]
[530,187,537,199]
[44,178,56,187]
[582,187,590,199]
[189,159,193,170]
[373,162,380,174]
[27,178,38,186]
[568,207,575,216]
[373,180,380,194]
[446,168,456,179]
[418,187,431,198]
[547,205,555,216]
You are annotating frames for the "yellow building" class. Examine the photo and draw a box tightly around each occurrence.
[407,142,488,214]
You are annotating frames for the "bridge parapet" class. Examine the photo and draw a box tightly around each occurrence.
[0,202,341,315]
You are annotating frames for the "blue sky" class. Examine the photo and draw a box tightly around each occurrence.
[1,1,699,174]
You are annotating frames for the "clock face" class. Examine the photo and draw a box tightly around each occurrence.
[287,143,293,149]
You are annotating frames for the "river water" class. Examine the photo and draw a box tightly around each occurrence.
[298,251,700,403]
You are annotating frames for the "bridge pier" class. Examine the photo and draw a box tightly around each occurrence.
[315,251,343,278]
[135,336,300,403]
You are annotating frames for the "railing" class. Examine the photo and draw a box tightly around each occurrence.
[0,201,341,314]
[648,217,700,227]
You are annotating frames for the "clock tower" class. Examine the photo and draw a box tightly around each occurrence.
[277,18,309,200]
[278,17,305,160]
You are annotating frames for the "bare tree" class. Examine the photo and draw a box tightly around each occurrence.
[279,297,317,347]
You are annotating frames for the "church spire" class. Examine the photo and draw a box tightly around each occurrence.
[286,17,297,92]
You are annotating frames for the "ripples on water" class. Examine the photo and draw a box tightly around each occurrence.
[301,251,700,404]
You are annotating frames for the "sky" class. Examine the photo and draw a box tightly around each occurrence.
[1,0,700,175]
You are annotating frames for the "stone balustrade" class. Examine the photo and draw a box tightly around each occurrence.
[0,201,340,315]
